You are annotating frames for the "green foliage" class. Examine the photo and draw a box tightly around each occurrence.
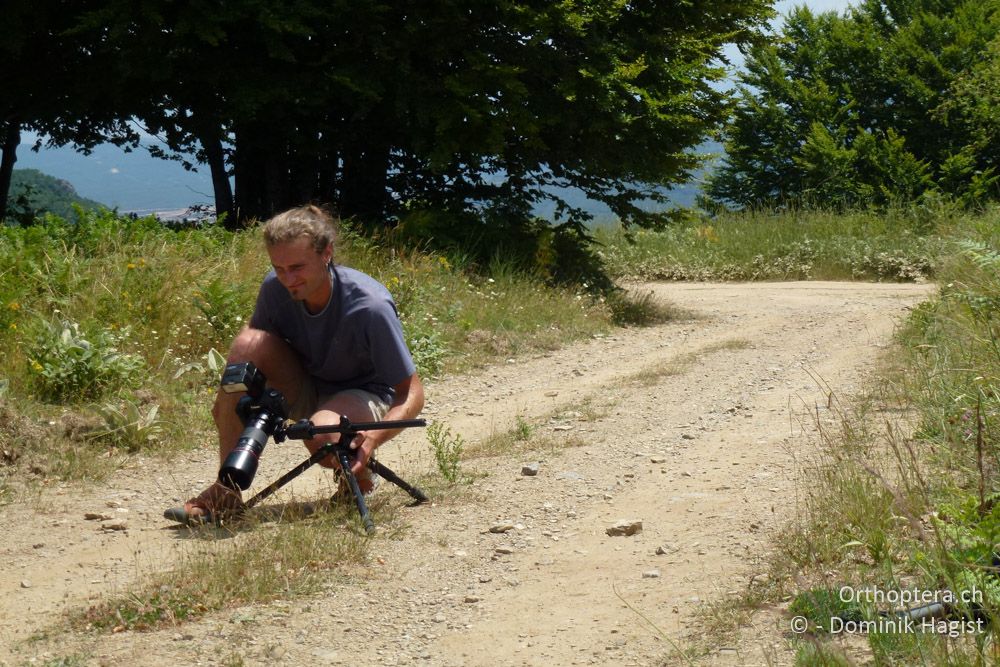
[26,320,143,402]
[88,399,165,452]
[404,325,447,379]
[6,169,105,223]
[193,277,252,345]
[598,209,942,283]
[7,0,775,233]
[788,587,868,633]
[427,421,464,483]
[707,1,1000,211]
[0,210,613,483]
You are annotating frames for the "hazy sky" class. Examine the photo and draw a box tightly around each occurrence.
[776,0,854,13]
[720,0,856,74]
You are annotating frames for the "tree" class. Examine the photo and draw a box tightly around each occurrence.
[0,0,140,222]
[706,0,1000,210]
[63,1,772,236]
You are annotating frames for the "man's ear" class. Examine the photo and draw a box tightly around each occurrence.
[321,244,333,264]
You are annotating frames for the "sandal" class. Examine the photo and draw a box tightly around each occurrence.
[164,482,244,525]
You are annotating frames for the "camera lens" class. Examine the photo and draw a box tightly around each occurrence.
[218,414,273,490]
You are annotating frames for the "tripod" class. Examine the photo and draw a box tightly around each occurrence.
[243,416,428,533]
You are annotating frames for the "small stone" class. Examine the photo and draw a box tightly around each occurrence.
[20,580,32,589]
[490,522,515,534]
[464,595,481,603]
[101,520,128,532]
[521,463,540,476]
[681,434,695,440]
[655,544,678,555]
[84,512,113,521]
[265,645,287,659]
[642,570,661,579]
[606,520,643,537]
[553,425,573,432]
[495,546,514,555]
[650,456,667,464]
[544,391,559,397]
[32,543,44,549]
[432,613,446,623]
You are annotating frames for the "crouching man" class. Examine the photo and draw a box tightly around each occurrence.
[166,205,423,523]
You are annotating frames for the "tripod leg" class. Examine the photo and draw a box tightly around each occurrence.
[244,446,330,509]
[367,459,429,503]
[337,450,375,533]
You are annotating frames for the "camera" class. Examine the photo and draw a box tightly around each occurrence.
[217,362,288,490]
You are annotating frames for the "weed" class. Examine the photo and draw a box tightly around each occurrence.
[597,209,943,283]
[621,338,750,387]
[193,276,250,344]
[405,325,447,378]
[426,421,465,482]
[88,399,166,452]
[606,289,688,326]
[793,641,853,667]
[26,319,143,402]
[77,506,369,632]
[514,415,533,441]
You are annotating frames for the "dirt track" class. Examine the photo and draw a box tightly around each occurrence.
[0,281,933,666]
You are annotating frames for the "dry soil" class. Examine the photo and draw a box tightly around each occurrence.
[0,281,933,666]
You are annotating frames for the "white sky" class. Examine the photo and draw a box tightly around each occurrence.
[721,0,856,75]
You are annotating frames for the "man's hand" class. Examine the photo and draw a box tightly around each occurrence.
[349,431,378,476]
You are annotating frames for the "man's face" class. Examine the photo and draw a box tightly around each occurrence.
[267,237,332,306]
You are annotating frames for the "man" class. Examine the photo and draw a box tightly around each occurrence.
[165,205,424,523]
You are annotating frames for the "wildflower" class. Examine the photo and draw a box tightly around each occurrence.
[31,360,43,372]
[127,262,137,270]
[8,323,16,330]
[7,301,19,311]
[438,256,452,271]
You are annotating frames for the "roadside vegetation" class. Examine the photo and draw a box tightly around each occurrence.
[687,206,1000,665]
[598,207,947,283]
[0,201,991,642]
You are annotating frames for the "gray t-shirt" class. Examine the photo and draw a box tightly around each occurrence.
[248,265,416,403]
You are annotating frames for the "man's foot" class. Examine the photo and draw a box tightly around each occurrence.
[330,469,380,504]
[164,482,245,525]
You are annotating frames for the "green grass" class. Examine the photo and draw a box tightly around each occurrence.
[597,208,946,282]
[706,206,1000,664]
[0,210,617,484]
[77,499,375,632]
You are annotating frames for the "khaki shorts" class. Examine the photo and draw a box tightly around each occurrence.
[288,375,389,422]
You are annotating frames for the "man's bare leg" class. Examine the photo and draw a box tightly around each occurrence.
[306,394,384,493]
[183,328,308,518]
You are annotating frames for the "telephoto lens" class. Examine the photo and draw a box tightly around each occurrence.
[218,412,274,490]
[217,388,287,490]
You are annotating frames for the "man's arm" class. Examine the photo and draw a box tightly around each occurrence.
[349,372,425,474]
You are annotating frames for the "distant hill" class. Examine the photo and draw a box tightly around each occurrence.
[8,169,107,221]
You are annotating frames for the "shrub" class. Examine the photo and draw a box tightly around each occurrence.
[26,320,143,402]
[427,421,464,482]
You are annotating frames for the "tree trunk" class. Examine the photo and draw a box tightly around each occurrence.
[0,122,21,223]
[340,137,390,226]
[233,124,268,225]
[200,132,235,229]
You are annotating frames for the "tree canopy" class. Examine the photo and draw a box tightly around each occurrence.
[0,0,772,247]
[706,0,1000,211]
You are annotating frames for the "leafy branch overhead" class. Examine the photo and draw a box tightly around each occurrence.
[0,0,772,230]
[706,0,1000,211]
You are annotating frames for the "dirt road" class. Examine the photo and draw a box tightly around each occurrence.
[0,281,933,666]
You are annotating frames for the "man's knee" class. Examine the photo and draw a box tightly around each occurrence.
[227,327,277,361]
